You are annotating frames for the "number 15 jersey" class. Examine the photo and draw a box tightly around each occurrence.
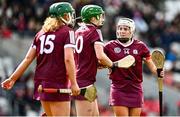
[32,25,75,82]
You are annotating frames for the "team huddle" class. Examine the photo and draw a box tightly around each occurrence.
[1,2,164,116]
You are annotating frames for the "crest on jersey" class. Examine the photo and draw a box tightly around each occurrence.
[133,49,138,54]
[114,47,121,53]
[123,48,130,54]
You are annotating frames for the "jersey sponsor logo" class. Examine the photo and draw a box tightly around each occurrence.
[123,48,130,54]
[133,49,138,54]
[114,47,121,53]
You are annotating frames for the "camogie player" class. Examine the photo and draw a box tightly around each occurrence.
[1,2,80,116]
[73,5,114,116]
[104,17,164,116]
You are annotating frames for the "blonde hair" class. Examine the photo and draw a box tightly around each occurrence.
[42,17,63,32]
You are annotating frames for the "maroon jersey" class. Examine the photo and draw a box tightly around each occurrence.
[105,39,150,107]
[104,39,150,83]
[32,25,75,86]
[74,24,104,87]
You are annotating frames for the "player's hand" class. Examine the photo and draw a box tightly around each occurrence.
[71,83,80,96]
[1,78,15,90]
[97,64,108,69]
[107,68,114,77]
[107,68,111,76]
[160,69,164,78]
[97,61,108,69]
[156,68,165,78]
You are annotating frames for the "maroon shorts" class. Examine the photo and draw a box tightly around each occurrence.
[34,79,70,101]
[109,80,143,107]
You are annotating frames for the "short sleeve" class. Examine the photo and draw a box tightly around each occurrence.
[31,34,38,49]
[90,29,103,44]
[104,43,110,56]
[64,30,76,48]
[141,43,151,60]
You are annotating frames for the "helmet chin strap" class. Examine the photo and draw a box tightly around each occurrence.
[96,25,103,29]
[60,17,75,28]
[90,22,103,29]
[118,38,132,43]
[59,13,75,27]
[90,15,104,29]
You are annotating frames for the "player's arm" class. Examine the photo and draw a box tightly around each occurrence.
[64,47,80,96]
[64,47,76,81]
[94,42,113,67]
[1,47,36,90]
[144,56,157,76]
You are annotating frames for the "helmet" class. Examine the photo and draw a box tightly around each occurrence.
[116,17,135,39]
[49,2,75,26]
[81,5,104,24]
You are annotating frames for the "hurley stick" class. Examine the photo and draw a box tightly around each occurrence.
[152,50,165,116]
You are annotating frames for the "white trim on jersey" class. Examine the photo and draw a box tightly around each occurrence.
[69,31,75,44]
[96,29,103,42]
[31,44,36,49]
[117,38,134,47]
[64,44,75,48]
[94,41,104,46]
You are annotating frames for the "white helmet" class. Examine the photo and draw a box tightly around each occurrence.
[116,17,135,39]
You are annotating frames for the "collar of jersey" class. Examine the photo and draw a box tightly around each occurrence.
[116,38,134,47]
[85,23,96,27]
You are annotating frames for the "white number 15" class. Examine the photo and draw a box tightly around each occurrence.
[39,35,55,54]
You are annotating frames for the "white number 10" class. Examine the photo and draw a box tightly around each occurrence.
[75,35,83,53]
[39,35,55,54]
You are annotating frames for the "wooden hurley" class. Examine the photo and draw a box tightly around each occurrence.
[115,55,135,68]
[152,50,165,116]
[38,84,97,102]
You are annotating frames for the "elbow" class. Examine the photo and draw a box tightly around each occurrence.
[65,58,71,63]
[97,54,106,63]
[64,58,70,63]
[65,57,73,64]
[96,54,104,61]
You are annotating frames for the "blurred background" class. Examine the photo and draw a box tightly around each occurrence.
[0,0,180,116]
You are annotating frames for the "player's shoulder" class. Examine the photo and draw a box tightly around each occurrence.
[34,29,45,41]
[76,24,96,32]
[76,25,88,33]
[105,40,117,46]
[57,25,73,33]
[36,29,44,36]
[133,38,149,50]
[134,39,146,45]
[86,24,97,30]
